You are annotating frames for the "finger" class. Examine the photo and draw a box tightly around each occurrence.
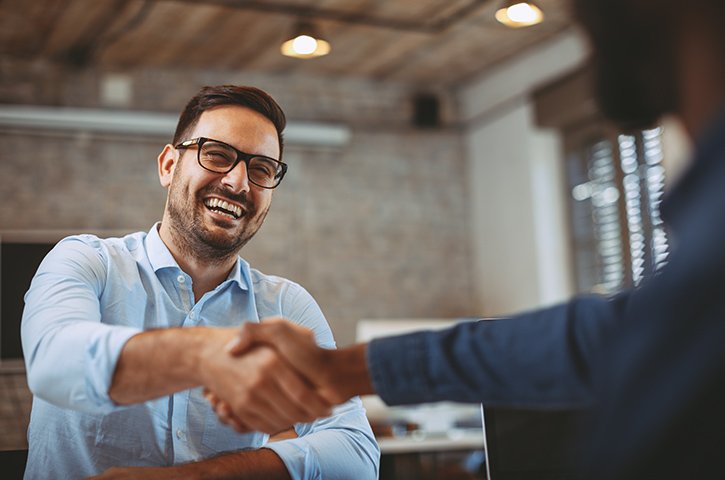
[206,390,249,431]
[204,390,219,406]
[227,374,312,433]
[231,399,291,435]
[273,361,333,420]
[215,401,251,433]
[230,320,325,382]
[227,318,300,356]
[226,322,259,356]
[242,381,304,432]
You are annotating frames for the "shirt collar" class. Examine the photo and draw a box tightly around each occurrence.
[146,223,179,272]
[145,222,250,291]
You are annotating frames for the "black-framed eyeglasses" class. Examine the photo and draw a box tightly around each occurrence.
[175,137,287,189]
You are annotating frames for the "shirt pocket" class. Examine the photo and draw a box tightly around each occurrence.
[94,406,164,465]
[201,410,268,453]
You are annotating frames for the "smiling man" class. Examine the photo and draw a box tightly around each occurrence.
[20,85,379,480]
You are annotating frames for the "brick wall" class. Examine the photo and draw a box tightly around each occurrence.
[1,60,476,346]
[0,55,481,456]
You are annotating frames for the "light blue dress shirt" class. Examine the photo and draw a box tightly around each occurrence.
[21,224,379,479]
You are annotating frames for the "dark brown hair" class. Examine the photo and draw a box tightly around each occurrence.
[172,85,286,158]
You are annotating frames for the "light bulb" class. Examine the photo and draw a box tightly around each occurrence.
[292,35,318,55]
[495,2,543,27]
[507,3,538,23]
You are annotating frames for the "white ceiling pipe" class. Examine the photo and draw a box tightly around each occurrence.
[0,105,351,147]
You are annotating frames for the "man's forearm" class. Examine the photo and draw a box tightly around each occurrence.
[89,448,291,480]
[108,326,225,404]
[172,448,291,480]
[196,448,291,480]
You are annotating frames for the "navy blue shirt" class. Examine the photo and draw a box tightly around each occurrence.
[368,108,725,478]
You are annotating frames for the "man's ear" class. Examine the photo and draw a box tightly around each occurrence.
[158,144,177,188]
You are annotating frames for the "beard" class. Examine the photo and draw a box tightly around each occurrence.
[572,0,680,131]
[164,168,270,265]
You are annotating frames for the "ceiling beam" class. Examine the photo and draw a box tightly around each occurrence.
[157,0,490,33]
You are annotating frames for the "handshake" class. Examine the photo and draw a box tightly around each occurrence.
[199,318,374,434]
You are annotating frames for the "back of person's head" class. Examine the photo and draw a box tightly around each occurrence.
[571,0,725,131]
[173,85,286,158]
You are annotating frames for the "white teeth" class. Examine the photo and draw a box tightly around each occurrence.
[205,198,242,218]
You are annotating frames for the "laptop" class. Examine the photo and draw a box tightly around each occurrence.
[481,405,587,480]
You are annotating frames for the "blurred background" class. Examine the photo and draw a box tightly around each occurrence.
[0,0,693,477]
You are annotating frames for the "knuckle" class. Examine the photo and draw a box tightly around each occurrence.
[236,391,254,407]
[296,389,316,405]
[241,322,255,334]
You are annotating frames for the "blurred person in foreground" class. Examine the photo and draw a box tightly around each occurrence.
[21,85,379,480]
[213,0,725,478]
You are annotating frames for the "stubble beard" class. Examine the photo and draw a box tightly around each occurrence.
[164,178,269,266]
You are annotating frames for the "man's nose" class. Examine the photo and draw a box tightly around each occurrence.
[221,161,250,194]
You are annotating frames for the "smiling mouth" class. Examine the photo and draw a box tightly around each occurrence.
[204,197,244,220]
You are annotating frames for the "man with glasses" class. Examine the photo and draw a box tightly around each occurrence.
[21,85,379,479]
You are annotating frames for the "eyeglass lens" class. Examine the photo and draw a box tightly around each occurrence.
[200,141,281,188]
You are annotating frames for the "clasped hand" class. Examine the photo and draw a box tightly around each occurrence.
[201,318,348,434]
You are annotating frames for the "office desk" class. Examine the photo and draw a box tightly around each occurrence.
[377,429,484,454]
[378,429,485,480]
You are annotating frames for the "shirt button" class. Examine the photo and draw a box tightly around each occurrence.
[177,275,185,284]
[176,428,185,440]
[189,311,195,319]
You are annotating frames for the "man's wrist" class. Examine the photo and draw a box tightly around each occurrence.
[192,327,235,386]
[328,343,375,401]
[110,326,226,404]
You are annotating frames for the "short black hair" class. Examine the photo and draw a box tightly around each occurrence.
[173,85,286,158]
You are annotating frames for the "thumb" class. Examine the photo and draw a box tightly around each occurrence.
[225,322,259,356]
[230,319,327,380]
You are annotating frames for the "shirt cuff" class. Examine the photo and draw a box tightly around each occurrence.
[264,438,321,480]
[367,331,433,405]
[83,325,143,411]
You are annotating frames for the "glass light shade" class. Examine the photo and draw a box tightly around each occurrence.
[281,24,331,59]
[495,1,544,28]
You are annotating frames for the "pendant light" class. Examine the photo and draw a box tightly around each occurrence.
[281,21,331,59]
[495,1,544,28]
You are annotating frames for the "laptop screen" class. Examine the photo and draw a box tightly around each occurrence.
[482,405,587,480]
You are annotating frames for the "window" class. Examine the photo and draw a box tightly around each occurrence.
[565,126,669,294]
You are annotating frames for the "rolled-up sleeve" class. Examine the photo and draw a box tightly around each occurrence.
[265,397,380,480]
[262,281,380,479]
[21,238,141,413]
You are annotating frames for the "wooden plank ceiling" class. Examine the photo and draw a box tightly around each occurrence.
[0,0,573,86]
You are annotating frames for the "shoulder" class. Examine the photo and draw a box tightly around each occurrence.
[248,267,312,301]
[247,267,335,348]
[45,231,146,277]
[53,231,145,261]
